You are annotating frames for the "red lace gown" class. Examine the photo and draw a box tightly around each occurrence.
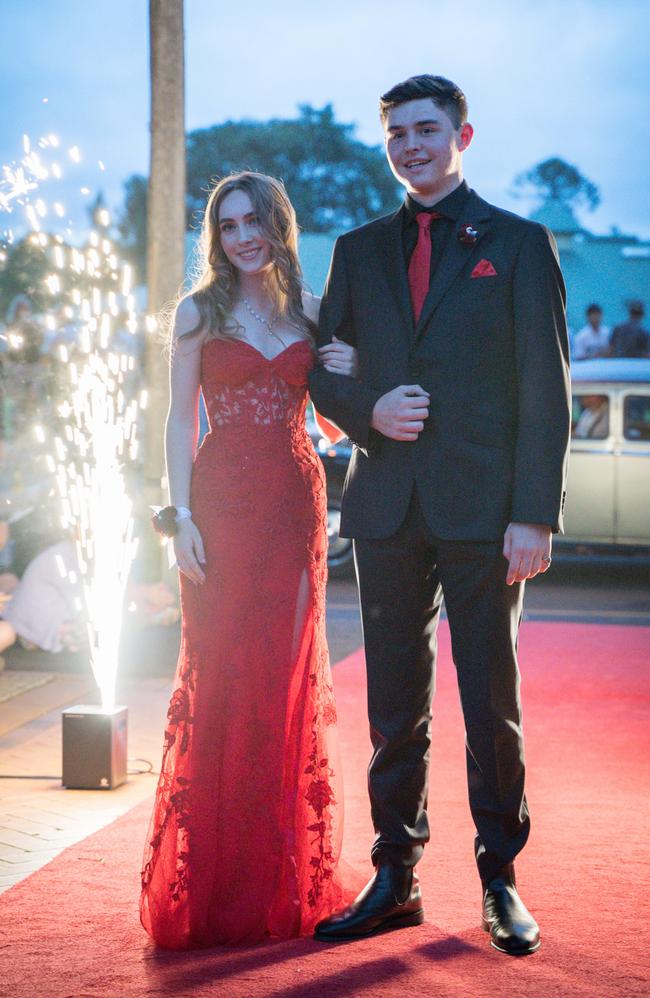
[140,338,355,949]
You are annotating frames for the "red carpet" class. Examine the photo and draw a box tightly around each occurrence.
[1,621,649,996]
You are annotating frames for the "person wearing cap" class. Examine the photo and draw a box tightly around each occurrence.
[609,301,650,358]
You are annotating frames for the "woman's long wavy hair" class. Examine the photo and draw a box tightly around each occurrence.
[178,171,315,344]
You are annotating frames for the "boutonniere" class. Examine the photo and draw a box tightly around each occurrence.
[458,223,479,245]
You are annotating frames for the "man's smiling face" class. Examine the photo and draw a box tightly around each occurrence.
[384,97,473,202]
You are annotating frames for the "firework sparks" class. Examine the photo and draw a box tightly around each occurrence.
[58,352,139,709]
[2,133,145,712]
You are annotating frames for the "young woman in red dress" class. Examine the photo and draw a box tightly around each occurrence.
[140,172,359,949]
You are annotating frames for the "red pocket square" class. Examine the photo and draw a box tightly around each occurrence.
[471,259,497,278]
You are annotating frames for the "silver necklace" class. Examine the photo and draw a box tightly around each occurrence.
[239,297,287,345]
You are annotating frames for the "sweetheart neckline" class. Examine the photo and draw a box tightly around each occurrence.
[203,337,312,363]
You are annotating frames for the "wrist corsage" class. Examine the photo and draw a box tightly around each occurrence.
[151,505,191,538]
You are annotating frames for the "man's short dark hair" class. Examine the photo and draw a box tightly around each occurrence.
[629,299,644,317]
[379,75,468,129]
[586,303,602,315]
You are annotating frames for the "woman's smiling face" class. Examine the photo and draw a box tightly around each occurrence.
[218,188,272,275]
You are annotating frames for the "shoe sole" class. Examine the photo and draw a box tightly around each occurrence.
[314,908,425,942]
[481,917,541,956]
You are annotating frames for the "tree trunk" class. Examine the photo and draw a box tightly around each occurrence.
[144,0,185,575]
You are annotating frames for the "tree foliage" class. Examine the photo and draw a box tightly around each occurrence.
[117,105,400,281]
[0,226,125,321]
[186,104,399,231]
[0,237,54,318]
[513,157,600,211]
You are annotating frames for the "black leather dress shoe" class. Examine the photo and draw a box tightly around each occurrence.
[314,864,424,941]
[481,864,540,955]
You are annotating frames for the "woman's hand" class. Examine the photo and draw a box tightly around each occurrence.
[173,518,206,585]
[318,336,358,378]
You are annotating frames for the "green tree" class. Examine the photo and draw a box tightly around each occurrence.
[512,157,600,211]
[0,236,54,318]
[117,105,400,280]
[186,104,399,231]
[0,220,125,321]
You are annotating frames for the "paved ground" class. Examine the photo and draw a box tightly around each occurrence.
[0,579,366,895]
[0,670,170,893]
[0,554,647,895]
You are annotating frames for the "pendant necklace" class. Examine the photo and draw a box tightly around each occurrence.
[239,297,287,346]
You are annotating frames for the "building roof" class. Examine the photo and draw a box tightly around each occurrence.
[530,199,583,235]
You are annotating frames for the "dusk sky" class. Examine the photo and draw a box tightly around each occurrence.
[1,0,648,238]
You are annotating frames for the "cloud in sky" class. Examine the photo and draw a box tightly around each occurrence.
[1,0,648,236]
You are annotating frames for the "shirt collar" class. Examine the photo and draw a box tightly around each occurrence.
[405,179,470,222]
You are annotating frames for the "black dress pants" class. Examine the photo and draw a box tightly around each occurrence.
[353,490,530,885]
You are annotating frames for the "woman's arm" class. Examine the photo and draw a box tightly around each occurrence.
[165,297,207,585]
[303,292,354,443]
[166,298,203,506]
[307,237,383,453]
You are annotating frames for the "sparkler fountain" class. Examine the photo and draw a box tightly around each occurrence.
[1,135,148,788]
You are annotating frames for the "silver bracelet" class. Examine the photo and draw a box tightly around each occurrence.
[175,506,192,521]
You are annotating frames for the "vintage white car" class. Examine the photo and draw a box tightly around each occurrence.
[562,358,650,550]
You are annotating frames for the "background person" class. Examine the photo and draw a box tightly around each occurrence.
[572,303,610,360]
[572,395,609,438]
[609,300,650,358]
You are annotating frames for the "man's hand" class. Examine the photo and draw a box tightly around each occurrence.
[503,523,553,585]
[371,385,430,441]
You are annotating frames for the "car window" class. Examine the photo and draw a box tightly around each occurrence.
[623,395,650,441]
[571,394,609,440]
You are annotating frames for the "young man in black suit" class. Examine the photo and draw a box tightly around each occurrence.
[310,75,571,955]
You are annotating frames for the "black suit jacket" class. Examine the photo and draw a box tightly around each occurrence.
[308,189,572,542]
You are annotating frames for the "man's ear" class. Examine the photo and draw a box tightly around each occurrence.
[458,122,474,152]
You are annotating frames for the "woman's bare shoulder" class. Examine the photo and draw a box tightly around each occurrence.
[172,295,204,340]
[301,290,321,324]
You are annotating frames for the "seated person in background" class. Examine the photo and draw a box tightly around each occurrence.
[572,304,610,360]
[0,520,17,668]
[610,301,650,358]
[572,395,609,439]
[2,539,83,653]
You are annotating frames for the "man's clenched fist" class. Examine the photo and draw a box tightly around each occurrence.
[371,385,430,441]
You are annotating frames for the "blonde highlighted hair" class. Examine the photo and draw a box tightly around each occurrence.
[178,171,315,343]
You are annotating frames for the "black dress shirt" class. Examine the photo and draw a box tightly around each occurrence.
[402,179,471,278]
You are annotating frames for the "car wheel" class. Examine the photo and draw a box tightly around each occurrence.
[326,503,354,579]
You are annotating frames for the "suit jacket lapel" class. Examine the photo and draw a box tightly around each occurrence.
[415,190,493,340]
[379,206,414,336]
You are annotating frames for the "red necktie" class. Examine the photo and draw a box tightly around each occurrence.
[408,211,442,323]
